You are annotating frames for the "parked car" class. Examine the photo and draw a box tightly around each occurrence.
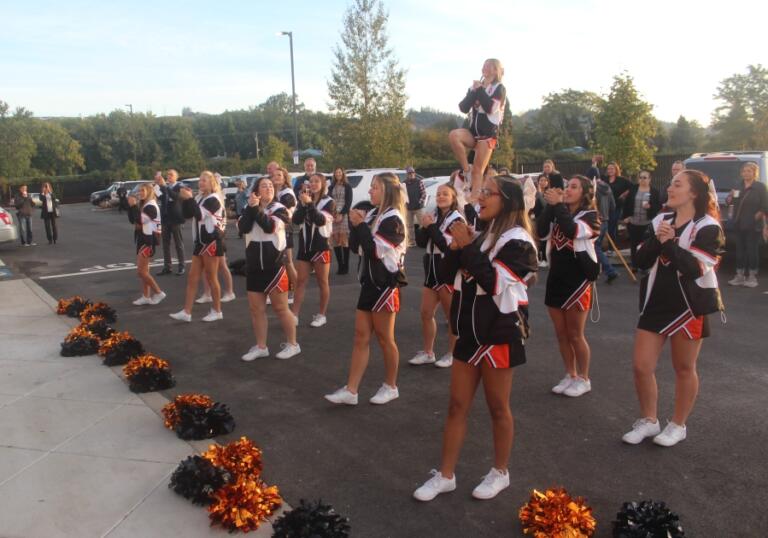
[121,181,149,202]
[0,206,18,244]
[90,183,120,206]
[344,168,415,207]
[422,176,451,213]
[684,151,768,214]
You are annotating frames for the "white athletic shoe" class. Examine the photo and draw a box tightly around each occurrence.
[622,418,661,444]
[275,343,301,359]
[434,353,453,368]
[653,421,687,447]
[538,259,549,268]
[324,386,358,405]
[551,375,574,394]
[195,293,212,304]
[728,273,745,286]
[221,291,236,302]
[241,345,269,361]
[413,470,456,501]
[132,295,152,306]
[369,383,399,405]
[471,468,510,500]
[409,351,436,365]
[563,377,591,397]
[169,310,192,322]
[202,309,223,322]
[149,291,166,305]
[310,314,327,328]
[744,275,759,288]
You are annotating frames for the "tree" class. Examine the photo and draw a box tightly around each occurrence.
[594,74,657,174]
[711,64,768,149]
[327,0,410,167]
[262,135,292,165]
[121,159,140,180]
[29,121,85,176]
[669,115,704,154]
[535,90,602,152]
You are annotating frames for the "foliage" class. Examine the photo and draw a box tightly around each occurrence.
[711,64,768,150]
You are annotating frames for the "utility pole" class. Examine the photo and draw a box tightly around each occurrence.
[279,31,299,164]
[125,104,133,115]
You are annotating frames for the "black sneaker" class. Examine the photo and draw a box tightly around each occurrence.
[156,268,172,276]
[176,266,185,276]
[606,273,618,284]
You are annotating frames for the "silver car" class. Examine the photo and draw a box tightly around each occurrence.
[0,206,19,244]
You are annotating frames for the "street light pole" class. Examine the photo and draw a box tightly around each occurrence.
[279,31,299,163]
[125,104,133,115]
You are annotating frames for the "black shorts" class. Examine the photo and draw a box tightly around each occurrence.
[357,284,400,313]
[638,311,710,340]
[193,239,223,257]
[297,249,331,264]
[136,235,155,258]
[247,264,289,294]
[452,337,525,369]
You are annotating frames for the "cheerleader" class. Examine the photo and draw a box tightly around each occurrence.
[450,169,484,233]
[413,175,537,502]
[622,169,724,447]
[195,173,236,304]
[127,183,166,306]
[238,177,301,361]
[271,167,299,297]
[325,172,407,406]
[537,175,600,398]
[170,171,225,322]
[409,184,465,368]
[448,58,507,199]
[291,172,335,327]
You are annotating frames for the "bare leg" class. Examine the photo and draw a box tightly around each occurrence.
[372,310,399,387]
[346,310,373,393]
[203,256,221,312]
[270,290,297,345]
[448,128,475,174]
[247,292,268,347]
[564,307,591,379]
[420,288,440,354]
[285,249,298,289]
[439,360,482,478]
[137,255,161,295]
[438,287,456,353]
[313,259,331,315]
[472,140,494,198]
[219,255,234,295]
[291,260,311,316]
[632,329,666,420]
[183,257,204,314]
[548,307,576,376]
[669,333,703,425]
[480,363,515,470]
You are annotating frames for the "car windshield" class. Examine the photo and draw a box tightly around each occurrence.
[684,160,750,192]
[347,175,364,188]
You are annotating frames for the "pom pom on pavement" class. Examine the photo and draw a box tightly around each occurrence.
[122,354,175,393]
[57,296,92,318]
[519,488,597,537]
[612,500,685,538]
[272,499,351,538]
[207,476,282,533]
[99,332,145,366]
[79,302,117,324]
[168,455,232,506]
[60,326,100,356]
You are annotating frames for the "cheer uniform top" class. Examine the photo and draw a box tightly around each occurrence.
[459,82,507,146]
[538,204,600,311]
[349,206,407,313]
[293,195,335,263]
[128,200,161,257]
[415,208,465,291]
[636,212,724,340]
[277,187,297,250]
[441,227,538,368]
[238,201,291,294]
[184,193,225,257]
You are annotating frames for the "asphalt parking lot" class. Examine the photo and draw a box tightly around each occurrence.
[1,203,766,537]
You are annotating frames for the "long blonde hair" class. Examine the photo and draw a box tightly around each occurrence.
[484,58,504,83]
[199,170,220,195]
[374,172,408,246]
[137,183,156,206]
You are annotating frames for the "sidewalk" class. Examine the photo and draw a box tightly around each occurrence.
[0,278,274,537]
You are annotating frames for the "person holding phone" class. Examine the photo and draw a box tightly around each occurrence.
[622,170,661,273]
[726,161,767,288]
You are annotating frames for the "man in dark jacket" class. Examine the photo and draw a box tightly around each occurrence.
[293,158,317,199]
[404,166,425,247]
[156,169,186,276]
[14,185,36,246]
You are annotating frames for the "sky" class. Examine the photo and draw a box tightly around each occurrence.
[2,0,766,126]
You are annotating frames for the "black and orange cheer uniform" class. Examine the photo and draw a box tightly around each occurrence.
[183,193,225,257]
[293,195,335,264]
[238,201,291,294]
[349,206,408,313]
[538,204,600,311]
[415,208,466,291]
[442,227,538,368]
[636,212,724,339]
[459,82,507,148]
[128,200,161,258]
[277,186,297,250]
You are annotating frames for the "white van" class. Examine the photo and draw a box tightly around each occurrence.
[684,151,768,210]
[344,168,412,207]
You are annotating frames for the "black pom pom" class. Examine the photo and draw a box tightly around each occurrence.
[64,297,92,318]
[60,336,100,357]
[103,339,145,366]
[613,500,685,538]
[82,303,117,324]
[175,402,236,440]
[272,499,351,538]
[168,455,232,505]
[80,319,115,340]
[127,367,176,393]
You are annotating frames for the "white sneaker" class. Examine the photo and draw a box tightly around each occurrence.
[149,291,166,305]
[434,353,453,368]
[409,351,436,365]
[622,418,661,444]
[169,310,192,322]
[195,293,212,304]
[132,295,152,306]
[563,377,591,397]
[324,386,358,405]
[221,291,236,302]
[538,259,549,268]
[369,383,399,405]
[744,275,758,288]
[413,470,457,501]
[653,421,687,447]
[202,309,223,322]
[241,345,269,361]
[551,375,574,394]
[471,468,510,500]
[275,343,301,359]
[728,273,745,286]
[310,314,327,328]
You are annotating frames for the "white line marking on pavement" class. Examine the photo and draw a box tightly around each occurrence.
[39,260,192,280]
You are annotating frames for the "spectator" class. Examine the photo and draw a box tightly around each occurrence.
[585,155,603,182]
[39,182,59,245]
[329,166,353,274]
[726,162,768,288]
[404,166,426,246]
[293,157,317,199]
[542,159,564,190]
[659,160,685,205]
[235,180,248,238]
[604,161,631,253]
[155,169,186,276]
[595,176,619,283]
[14,185,36,246]
[533,174,549,267]
[622,170,662,272]
[116,183,128,213]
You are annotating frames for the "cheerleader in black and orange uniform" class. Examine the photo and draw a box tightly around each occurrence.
[622,169,724,448]
[271,167,298,296]
[127,183,166,306]
[537,175,600,398]
[325,172,407,406]
[291,173,335,328]
[409,183,465,368]
[413,175,538,502]
[238,177,301,362]
[170,171,225,323]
